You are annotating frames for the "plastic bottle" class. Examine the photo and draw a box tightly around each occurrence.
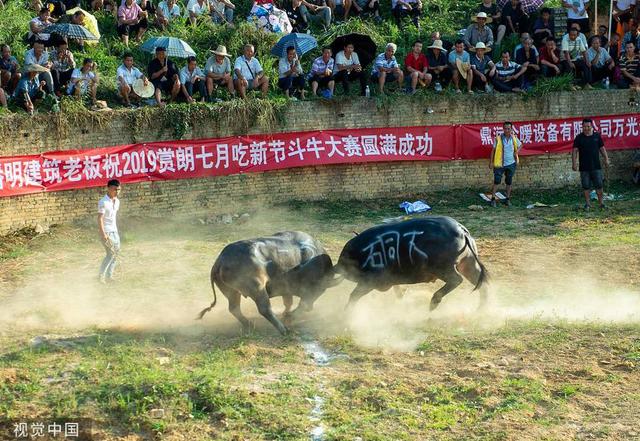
[603,77,610,89]
[365,85,370,98]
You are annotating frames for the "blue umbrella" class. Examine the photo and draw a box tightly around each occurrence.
[140,37,196,58]
[47,23,98,41]
[271,33,317,58]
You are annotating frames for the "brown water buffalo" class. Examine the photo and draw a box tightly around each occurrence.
[197,231,340,335]
[335,216,489,310]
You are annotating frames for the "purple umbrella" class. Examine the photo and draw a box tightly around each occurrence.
[496,0,544,14]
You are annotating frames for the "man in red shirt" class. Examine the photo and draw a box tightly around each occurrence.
[404,40,431,94]
[539,38,563,77]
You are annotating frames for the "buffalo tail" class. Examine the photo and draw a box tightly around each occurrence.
[464,234,488,291]
[196,278,218,320]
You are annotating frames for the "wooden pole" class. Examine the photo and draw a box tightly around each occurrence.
[608,0,613,41]
[595,0,598,30]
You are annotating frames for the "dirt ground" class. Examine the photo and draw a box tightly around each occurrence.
[0,186,639,440]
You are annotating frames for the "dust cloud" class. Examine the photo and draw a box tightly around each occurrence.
[0,211,638,352]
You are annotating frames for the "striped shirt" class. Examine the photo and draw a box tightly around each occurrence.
[310,56,334,76]
[620,54,640,76]
[495,60,521,78]
[372,53,398,75]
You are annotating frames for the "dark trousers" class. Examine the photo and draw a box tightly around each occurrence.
[393,4,421,26]
[541,63,563,77]
[52,68,73,92]
[353,0,379,15]
[333,69,367,95]
[561,59,591,85]
[278,75,305,94]
[590,65,611,83]
[117,18,149,36]
[428,66,452,85]
[184,79,207,100]
[309,74,333,88]
[492,75,523,92]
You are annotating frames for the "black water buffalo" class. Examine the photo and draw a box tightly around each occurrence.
[335,217,489,310]
[197,231,339,335]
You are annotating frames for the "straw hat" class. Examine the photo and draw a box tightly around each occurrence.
[211,45,230,57]
[427,40,445,51]
[472,12,493,24]
[132,78,155,98]
[455,58,471,79]
[24,64,49,73]
[469,42,492,53]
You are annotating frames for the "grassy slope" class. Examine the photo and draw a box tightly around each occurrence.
[0,185,639,440]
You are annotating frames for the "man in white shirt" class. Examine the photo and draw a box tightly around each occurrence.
[233,44,269,98]
[156,0,181,30]
[563,0,590,33]
[67,57,99,106]
[186,0,209,25]
[24,41,54,94]
[116,52,148,107]
[179,55,207,102]
[98,179,122,284]
[334,42,367,95]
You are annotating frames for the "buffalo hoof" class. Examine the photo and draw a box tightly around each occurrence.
[241,321,256,335]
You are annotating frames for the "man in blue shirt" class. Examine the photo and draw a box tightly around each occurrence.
[12,64,48,114]
[448,39,473,93]
[371,43,404,94]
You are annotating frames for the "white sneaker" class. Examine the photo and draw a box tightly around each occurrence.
[434,82,443,92]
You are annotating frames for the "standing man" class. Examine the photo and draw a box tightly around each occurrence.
[489,121,522,207]
[98,179,122,284]
[572,119,610,210]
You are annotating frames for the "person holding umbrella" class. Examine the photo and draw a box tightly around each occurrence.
[148,46,180,106]
[371,43,404,94]
[334,42,367,95]
[205,45,235,100]
[278,46,305,99]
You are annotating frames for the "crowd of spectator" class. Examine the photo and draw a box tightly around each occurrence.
[2,0,640,113]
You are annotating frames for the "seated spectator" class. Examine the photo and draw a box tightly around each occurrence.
[186,0,209,24]
[285,0,308,33]
[233,44,269,98]
[205,45,235,99]
[597,24,609,48]
[301,0,332,29]
[372,43,404,94]
[327,0,351,21]
[24,41,54,94]
[618,41,640,89]
[350,0,380,22]
[561,26,591,89]
[210,0,235,25]
[0,45,21,94]
[28,7,55,45]
[44,0,68,18]
[540,38,563,77]
[464,12,494,50]
[502,0,527,37]
[148,46,180,106]
[116,52,147,107]
[335,42,367,95]
[448,39,473,93]
[564,0,589,33]
[514,38,539,86]
[180,56,207,103]
[569,23,589,47]
[92,0,117,14]
[478,0,506,46]
[50,40,75,94]
[12,64,51,114]
[469,41,495,92]
[57,10,89,50]
[404,40,431,94]
[309,47,335,97]
[514,32,539,57]
[493,50,526,92]
[392,0,422,30]
[532,7,554,47]
[622,19,640,49]
[613,0,636,25]
[117,0,148,47]
[586,36,615,84]
[156,0,181,30]
[426,39,451,89]
[67,57,98,106]
[278,46,305,99]
[609,32,622,62]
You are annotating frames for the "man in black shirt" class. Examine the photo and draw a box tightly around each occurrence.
[478,0,506,45]
[148,46,180,106]
[572,118,610,209]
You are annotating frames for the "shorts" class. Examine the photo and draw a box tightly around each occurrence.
[309,74,333,87]
[371,72,397,83]
[493,163,517,185]
[580,169,603,190]
[152,78,176,93]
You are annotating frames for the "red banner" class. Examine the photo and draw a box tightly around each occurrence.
[1,113,638,197]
